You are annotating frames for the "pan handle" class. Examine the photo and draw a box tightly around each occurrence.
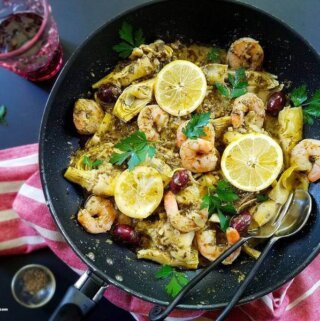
[48,270,107,321]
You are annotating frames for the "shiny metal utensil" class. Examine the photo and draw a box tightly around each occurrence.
[149,191,308,321]
[214,189,312,321]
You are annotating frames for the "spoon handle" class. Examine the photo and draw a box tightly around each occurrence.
[149,238,249,321]
[215,237,278,321]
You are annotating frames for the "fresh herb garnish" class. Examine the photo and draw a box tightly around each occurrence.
[208,47,221,63]
[289,85,320,125]
[215,68,248,99]
[112,21,145,58]
[82,156,103,169]
[155,265,189,297]
[256,194,269,202]
[109,130,156,170]
[0,105,7,125]
[182,112,211,139]
[201,180,239,232]
[289,85,308,107]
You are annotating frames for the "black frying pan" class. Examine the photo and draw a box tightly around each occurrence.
[40,0,320,320]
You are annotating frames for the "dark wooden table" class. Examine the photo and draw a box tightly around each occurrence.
[0,1,319,320]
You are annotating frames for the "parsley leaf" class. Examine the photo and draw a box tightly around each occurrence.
[256,194,269,202]
[302,89,320,125]
[182,112,211,139]
[201,180,238,232]
[289,86,320,124]
[155,266,189,297]
[215,68,248,99]
[155,265,173,279]
[289,85,308,107]
[217,209,231,232]
[82,155,103,169]
[216,180,239,202]
[0,105,7,125]
[109,131,156,170]
[113,22,145,58]
[208,47,221,63]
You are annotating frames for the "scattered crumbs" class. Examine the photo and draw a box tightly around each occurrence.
[90,71,95,77]
[200,301,206,305]
[106,239,113,244]
[67,141,72,146]
[231,269,246,283]
[106,258,113,265]
[86,252,95,261]
[115,274,123,282]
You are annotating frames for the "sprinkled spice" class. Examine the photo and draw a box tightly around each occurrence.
[22,268,49,295]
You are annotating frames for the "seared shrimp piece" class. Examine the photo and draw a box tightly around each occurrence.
[196,227,241,265]
[77,196,117,234]
[227,37,264,70]
[291,139,320,182]
[138,105,169,141]
[176,121,215,148]
[164,191,208,233]
[231,93,265,131]
[73,99,104,135]
[180,138,219,173]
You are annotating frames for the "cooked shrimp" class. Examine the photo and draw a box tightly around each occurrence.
[164,191,208,233]
[227,37,264,70]
[196,227,241,265]
[77,195,117,234]
[176,121,215,147]
[180,138,219,173]
[138,104,169,141]
[73,99,104,135]
[291,139,320,182]
[231,93,265,131]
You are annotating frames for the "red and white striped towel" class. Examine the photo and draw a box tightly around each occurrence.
[1,144,319,321]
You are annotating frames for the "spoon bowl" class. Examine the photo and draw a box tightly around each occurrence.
[276,190,312,237]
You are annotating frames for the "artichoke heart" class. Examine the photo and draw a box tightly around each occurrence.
[136,220,198,269]
[245,71,279,90]
[202,63,228,85]
[141,157,173,186]
[113,78,155,122]
[278,106,303,166]
[93,40,173,89]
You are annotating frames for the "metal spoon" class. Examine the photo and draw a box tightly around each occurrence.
[149,190,311,321]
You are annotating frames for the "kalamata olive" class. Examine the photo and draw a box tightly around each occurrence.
[230,211,252,235]
[112,224,140,245]
[169,170,189,193]
[266,91,286,116]
[97,84,121,103]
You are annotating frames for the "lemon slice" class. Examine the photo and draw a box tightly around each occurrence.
[114,166,163,219]
[221,134,283,192]
[155,60,207,116]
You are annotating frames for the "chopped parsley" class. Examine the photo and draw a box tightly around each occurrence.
[155,265,189,297]
[201,180,239,232]
[289,85,320,125]
[0,105,7,125]
[208,47,222,63]
[215,68,248,99]
[182,112,211,139]
[82,156,103,169]
[109,130,156,170]
[256,194,269,202]
[112,21,145,58]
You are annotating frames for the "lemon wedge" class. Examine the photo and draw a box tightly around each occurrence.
[221,134,283,192]
[154,60,207,116]
[114,166,163,219]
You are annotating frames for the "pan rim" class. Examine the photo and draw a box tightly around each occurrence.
[39,0,320,310]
